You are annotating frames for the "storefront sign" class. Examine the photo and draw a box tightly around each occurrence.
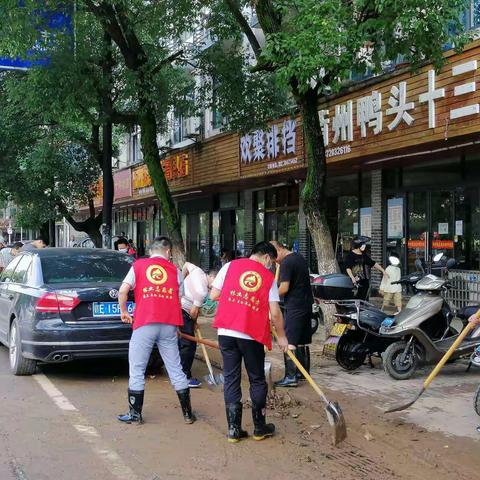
[317,41,480,162]
[387,198,404,239]
[161,153,189,181]
[432,240,454,249]
[360,207,372,237]
[240,119,297,164]
[408,239,425,249]
[132,164,154,196]
[114,169,132,200]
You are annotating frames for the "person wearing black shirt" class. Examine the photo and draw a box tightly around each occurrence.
[270,241,314,387]
[345,238,387,300]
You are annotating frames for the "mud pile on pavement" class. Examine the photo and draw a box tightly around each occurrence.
[243,390,302,418]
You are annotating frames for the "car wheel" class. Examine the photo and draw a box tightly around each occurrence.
[9,319,36,376]
[383,341,418,380]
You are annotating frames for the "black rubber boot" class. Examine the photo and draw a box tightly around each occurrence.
[177,388,196,424]
[296,346,311,381]
[274,353,298,387]
[118,389,144,424]
[252,406,275,441]
[226,403,249,443]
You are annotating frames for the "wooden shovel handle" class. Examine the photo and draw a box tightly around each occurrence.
[196,327,216,375]
[179,331,220,350]
[423,316,478,390]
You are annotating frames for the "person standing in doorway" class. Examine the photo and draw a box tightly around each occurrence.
[210,241,288,443]
[179,262,217,388]
[270,241,313,387]
[117,236,195,425]
[345,237,388,301]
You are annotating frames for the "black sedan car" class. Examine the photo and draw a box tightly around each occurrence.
[0,248,135,375]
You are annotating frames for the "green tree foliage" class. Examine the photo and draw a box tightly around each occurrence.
[212,0,469,273]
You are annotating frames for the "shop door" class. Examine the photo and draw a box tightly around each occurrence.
[136,222,146,257]
[186,213,200,265]
[406,191,454,272]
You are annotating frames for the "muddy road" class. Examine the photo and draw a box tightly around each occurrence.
[0,337,478,480]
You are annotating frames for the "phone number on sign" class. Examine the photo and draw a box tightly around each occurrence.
[325,145,352,158]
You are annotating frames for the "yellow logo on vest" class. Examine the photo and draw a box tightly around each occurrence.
[239,271,262,293]
[146,264,168,285]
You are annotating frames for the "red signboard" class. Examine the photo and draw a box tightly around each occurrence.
[161,153,189,181]
[114,169,132,200]
[432,240,454,249]
[407,240,425,249]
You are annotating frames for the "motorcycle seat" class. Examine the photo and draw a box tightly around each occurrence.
[457,305,480,320]
[358,310,387,330]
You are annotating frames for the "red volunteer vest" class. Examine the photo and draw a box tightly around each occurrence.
[132,257,183,330]
[213,258,274,349]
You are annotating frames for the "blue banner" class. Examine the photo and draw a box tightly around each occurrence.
[0,4,72,71]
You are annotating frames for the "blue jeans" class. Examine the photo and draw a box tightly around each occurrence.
[129,323,189,392]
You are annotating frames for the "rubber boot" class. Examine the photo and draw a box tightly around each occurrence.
[274,352,298,387]
[177,388,196,424]
[118,389,144,424]
[296,346,311,381]
[252,406,275,441]
[296,346,306,381]
[226,403,249,443]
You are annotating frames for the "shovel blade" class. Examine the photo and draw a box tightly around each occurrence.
[203,373,224,391]
[384,388,424,414]
[325,401,347,446]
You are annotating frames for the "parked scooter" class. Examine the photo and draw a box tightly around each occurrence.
[318,260,423,371]
[380,270,480,379]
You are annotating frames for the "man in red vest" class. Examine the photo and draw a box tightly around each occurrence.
[210,241,288,443]
[117,236,195,424]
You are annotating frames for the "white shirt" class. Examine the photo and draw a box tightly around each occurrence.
[0,248,13,269]
[380,265,402,293]
[181,262,209,312]
[212,261,280,340]
[122,253,184,299]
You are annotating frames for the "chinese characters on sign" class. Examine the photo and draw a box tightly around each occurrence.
[161,153,189,181]
[320,59,480,157]
[142,286,174,300]
[240,119,298,169]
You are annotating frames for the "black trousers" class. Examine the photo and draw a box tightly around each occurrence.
[219,335,267,409]
[178,310,196,379]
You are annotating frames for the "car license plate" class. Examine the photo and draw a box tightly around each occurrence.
[330,323,348,336]
[92,301,135,318]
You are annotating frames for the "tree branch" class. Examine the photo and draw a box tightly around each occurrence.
[223,0,262,59]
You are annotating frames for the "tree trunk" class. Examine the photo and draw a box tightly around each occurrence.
[49,219,56,247]
[296,87,338,336]
[40,222,50,245]
[137,100,185,266]
[296,87,338,275]
[101,33,114,250]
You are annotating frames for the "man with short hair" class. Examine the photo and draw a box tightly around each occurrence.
[270,240,313,387]
[179,263,217,388]
[117,236,195,425]
[22,236,47,251]
[117,237,137,258]
[0,241,23,272]
[210,241,288,443]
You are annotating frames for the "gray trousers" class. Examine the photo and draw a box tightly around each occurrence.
[129,323,189,392]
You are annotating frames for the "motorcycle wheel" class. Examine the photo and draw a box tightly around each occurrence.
[474,385,480,416]
[311,310,322,335]
[383,341,418,380]
[335,334,367,371]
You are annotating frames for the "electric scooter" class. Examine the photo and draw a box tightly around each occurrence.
[379,269,480,379]
[320,258,424,371]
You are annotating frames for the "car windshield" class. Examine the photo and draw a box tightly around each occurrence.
[41,254,134,284]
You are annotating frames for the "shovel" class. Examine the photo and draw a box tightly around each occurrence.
[385,318,478,414]
[271,329,347,446]
[196,327,224,389]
